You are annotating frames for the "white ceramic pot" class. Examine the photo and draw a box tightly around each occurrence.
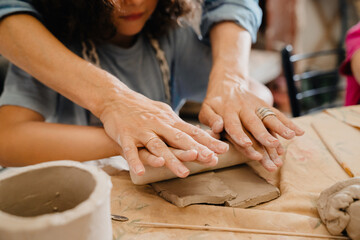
[0,160,112,240]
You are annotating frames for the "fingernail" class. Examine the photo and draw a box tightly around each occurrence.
[189,149,198,155]
[201,148,214,158]
[284,129,295,138]
[248,147,262,160]
[238,136,252,146]
[134,165,145,175]
[273,157,283,166]
[178,166,190,177]
[217,142,229,152]
[296,128,305,135]
[277,146,284,155]
[266,137,278,145]
[264,159,277,171]
[211,155,218,165]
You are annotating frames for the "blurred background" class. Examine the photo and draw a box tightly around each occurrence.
[253,0,360,116]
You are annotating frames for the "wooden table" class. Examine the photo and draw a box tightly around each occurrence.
[110,106,360,240]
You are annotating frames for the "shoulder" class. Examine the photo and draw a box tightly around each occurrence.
[158,25,203,50]
[0,0,41,21]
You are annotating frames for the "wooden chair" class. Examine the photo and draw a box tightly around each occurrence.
[281,45,345,117]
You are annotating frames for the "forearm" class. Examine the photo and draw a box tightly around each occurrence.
[0,14,130,117]
[209,21,252,89]
[0,122,119,167]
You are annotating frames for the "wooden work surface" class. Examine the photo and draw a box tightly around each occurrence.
[110,106,360,240]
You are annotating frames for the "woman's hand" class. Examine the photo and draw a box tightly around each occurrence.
[204,21,304,171]
[99,89,229,178]
[199,71,304,171]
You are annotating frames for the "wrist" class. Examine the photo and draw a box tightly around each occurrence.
[84,67,133,118]
[209,64,249,91]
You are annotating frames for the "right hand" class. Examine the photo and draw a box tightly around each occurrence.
[99,90,229,178]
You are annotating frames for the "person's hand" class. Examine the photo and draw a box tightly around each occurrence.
[138,147,198,167]
[99,89,229,178]
[199,71,304,171]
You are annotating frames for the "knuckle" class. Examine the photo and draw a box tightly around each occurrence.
[147,138,163,151]
[175,131,186,140]
[122,146,134,155]
[140,113,156,121]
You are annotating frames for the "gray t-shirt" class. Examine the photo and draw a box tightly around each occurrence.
[0,26,212,125]
[0,0,262,125]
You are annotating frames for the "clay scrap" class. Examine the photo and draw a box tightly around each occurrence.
[317,177,360,240]
[151,165,280,208]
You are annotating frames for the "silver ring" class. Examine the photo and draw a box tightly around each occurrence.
[256,107,276,121]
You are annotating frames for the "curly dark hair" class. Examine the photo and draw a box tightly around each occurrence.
[32,0,196,43]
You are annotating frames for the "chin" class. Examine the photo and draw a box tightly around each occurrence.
[119,27,144,36]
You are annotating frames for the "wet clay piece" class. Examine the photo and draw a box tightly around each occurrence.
[152,172,237,207]
[317,177,360,240]
[215,165,280,208]
[152,165,280,208]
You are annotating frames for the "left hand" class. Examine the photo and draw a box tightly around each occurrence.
[199,70,304,171]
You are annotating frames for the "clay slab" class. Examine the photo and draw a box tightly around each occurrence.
[152,165,280,208]
[215,165,280,208]
[151,172,237,207]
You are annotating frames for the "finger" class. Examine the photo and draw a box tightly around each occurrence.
[225,134,263,161]
[206,129,221,139]
[223,112,253,148]
[241,111,279,148]
[273,109,305,136]
[121,137,145,176]
[277,144,285,155]
[169,148,198,162]
[144,136,190,178]
[138,148,165,167]
[260,149,278,172]
[175,121,229,154]
[265,145,282,167]
[262,115,295,140]
[157,124,219,165]
[269,130,285,155]
[199,103,224,133]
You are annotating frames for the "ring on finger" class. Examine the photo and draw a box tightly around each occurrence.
[256,107,276,121]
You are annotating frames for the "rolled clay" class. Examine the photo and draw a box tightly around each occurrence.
[317,177,360,240]
[0,160,113,240]
[130,143,250,185]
